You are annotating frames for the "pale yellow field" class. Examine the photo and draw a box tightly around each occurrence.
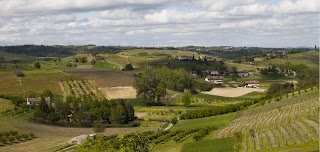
[102,86,137,99]
[202,87,265,97]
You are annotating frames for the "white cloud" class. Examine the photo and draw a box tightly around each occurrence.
[0,0,318,47]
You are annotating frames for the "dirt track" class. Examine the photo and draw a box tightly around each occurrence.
[201,87,265,97]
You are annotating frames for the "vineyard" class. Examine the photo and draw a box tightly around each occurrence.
[61,79,104,99]
[76,126,217,151]
[217,90,319,151]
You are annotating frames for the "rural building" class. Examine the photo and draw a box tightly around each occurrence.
[177,56,193,61]
[210,70,219,75]
[227,81,239,87]
[237,71,250,77]
[26,97,51,105]
[205,76,224,84]
[244,80,260,88]
[190,71,198,77]
[276,68,295,76]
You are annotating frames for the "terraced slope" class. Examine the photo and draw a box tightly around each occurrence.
[217,90,319,151]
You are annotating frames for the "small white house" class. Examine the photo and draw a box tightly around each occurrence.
[237,71,250,77]
[26,97,51,105]
[210,71,219,75]
[244,80,260,88]
[205,76,224,84]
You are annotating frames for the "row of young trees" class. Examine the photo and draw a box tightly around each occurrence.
[33,95,135,127]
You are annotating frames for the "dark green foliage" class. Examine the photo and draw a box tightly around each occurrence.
[79,57,87,63]
[134,66,194,102]
[0,95,24,106]
[193,126,217,141]
[124,63,134,71]
[267,83,294,95]
[42,89,53,99]
[33,96,134,126]
[34,61,41,68]
[180,102,246,120]
[260,65,279,75]
[181,89,191,106]
[171,117,178,124]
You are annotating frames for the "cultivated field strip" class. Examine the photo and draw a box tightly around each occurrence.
[217,90,319,151]
[61,79,103,99]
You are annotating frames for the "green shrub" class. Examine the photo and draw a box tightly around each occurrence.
[171,117,178,124]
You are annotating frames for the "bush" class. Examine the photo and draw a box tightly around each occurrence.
[171,117,178,124]
[7,136,15,142]
[0,137,7,144]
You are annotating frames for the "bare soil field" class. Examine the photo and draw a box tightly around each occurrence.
[102,86,137,99]
[201,87,265,97]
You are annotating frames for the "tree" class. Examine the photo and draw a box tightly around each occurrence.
[232,66,238,74]
[34,61,41,69]
[124,63,134,71]
[80,57,87,63]
[91,59,96,65]
[181,89,191,106]
[42,89,53,99]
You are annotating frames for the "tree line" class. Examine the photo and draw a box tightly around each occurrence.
[32,95,135,127]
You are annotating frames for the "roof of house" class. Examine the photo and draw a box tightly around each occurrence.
[27,97,51,103]
[244,80,260,84]
[206,76,224,80]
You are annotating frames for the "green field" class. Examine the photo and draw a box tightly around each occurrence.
[93,61,116,69]
[172,112,236,131]
[181,137,236,152]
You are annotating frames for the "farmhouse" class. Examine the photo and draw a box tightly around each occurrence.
[177,56,193,61]
[205,76,224,84]
[210,70,219,75]
[190,71,198,77]
[237,71,250,77]
[244,80,260,88]
[227,81,239,87]
[26,97,51,105]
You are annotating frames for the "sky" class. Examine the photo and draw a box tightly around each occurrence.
[0,0,319,47]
